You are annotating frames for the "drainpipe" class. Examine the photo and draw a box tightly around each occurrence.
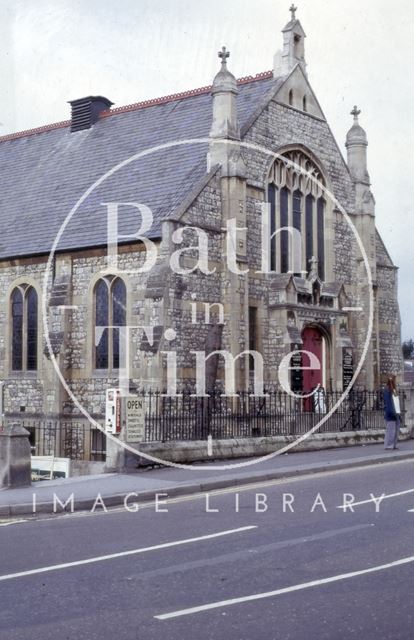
[0,381,4,430]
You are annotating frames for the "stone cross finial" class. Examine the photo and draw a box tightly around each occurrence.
[218,46,230,66]
[351,105,361,121]
[289,3,297,20]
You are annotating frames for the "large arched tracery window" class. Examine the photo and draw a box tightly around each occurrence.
[267,150,326,280]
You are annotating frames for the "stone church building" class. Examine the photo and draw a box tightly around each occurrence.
[0,8,403,433]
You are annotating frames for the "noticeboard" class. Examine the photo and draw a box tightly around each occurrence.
[343,350,354,390]
[125,396,146,442]
[290,347,303,393]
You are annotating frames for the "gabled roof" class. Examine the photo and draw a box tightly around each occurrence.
[0,72,277,260]
[269,273,293,291]
[281,19,306,37]
[321,282,343,297]
[292,276,312,294]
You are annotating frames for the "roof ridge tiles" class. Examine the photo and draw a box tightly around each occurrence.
[102,70,273,117]
[0,70,273,144]
[0,119,71,143]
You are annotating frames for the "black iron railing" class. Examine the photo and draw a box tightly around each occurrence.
[4,417,106,462]
[143,389,401,442]
[4,389,403,460]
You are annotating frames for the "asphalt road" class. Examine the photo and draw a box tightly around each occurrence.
[1,459,414,640]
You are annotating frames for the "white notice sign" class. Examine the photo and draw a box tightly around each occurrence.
[125,397,146,442]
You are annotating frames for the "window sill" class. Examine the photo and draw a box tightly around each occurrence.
[92,369,121,378]
[7,370,39,379]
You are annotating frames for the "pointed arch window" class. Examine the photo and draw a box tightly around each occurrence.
[280,187,289,274]
[317,197,325,281]
[267,150,326,279]
[302,95,307,112]
[292,189,302,232]
[11,285,38,371]
[94,277,126,370]
[305,194,315,270]
[268,183,277,271]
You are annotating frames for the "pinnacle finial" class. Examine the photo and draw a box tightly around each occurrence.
[289,3,297,20]
[218,46,230,67]
[351,105,361,121]
[310,255,318,269]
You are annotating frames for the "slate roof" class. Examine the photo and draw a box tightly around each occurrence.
[281,18,306,35]
[269,273,293,290]
[292,276,311,294]
[321,282,343,297]
[0,72,277,261]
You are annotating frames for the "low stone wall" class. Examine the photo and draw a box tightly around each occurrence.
[120,427,411,466]
[70,460,107,476]
[65,426,411,474]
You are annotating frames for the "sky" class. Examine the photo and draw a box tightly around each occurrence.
[1,0,413,338]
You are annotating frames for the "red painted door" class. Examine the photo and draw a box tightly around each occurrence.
[302,327,324,395]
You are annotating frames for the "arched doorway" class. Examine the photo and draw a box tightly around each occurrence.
[301,325,327,394]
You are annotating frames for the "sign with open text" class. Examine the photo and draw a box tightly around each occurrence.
[125,396,147,442]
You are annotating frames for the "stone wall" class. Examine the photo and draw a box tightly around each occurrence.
[243,99,357,285]
[374,232,402,378]
[0,259,47,414]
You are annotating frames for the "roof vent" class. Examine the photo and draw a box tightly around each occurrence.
[68,96,113,132]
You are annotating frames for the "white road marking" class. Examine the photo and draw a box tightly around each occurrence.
[0,519,27,527]
[0,525,256,583]
[155,553,414,620]
[336,487,414,509]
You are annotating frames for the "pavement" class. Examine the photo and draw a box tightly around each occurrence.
[1,439,414,516]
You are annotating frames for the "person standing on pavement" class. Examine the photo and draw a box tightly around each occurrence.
[383,376,401,450]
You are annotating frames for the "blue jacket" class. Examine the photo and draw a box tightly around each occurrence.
[383,389,397,421]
